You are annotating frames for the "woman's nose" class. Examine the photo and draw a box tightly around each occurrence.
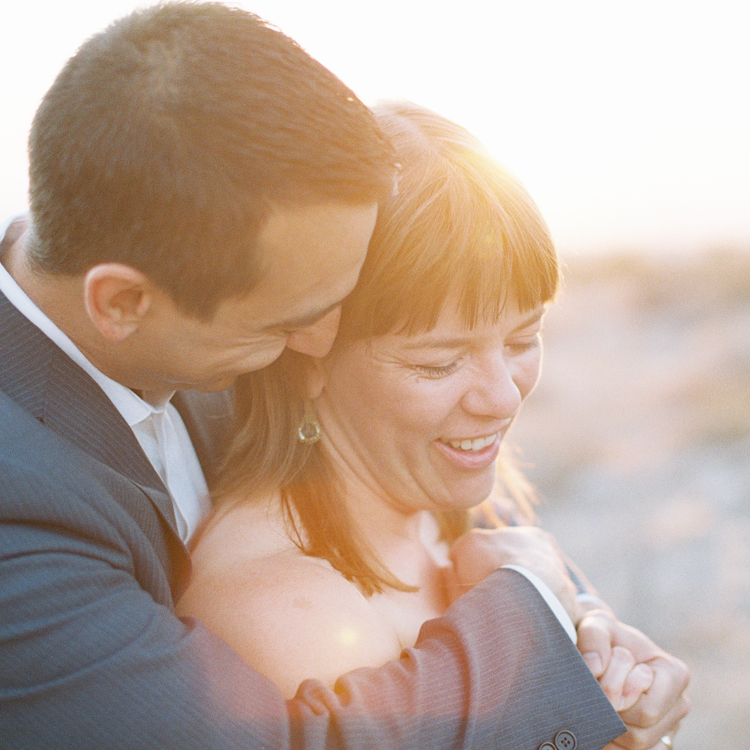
[460,352,522,420]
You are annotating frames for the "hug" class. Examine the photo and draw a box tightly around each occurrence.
[0,3,688,749]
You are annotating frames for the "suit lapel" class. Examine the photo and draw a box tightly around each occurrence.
[172,389,233,490]
[0,290,181,538]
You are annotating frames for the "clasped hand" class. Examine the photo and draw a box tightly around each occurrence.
[577,610,690,750]
[447,528,690,750]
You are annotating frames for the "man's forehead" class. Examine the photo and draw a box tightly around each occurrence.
[228,200,377,330]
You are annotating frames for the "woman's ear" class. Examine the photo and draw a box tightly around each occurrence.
[83,263,154,341]
[304,357,329,400]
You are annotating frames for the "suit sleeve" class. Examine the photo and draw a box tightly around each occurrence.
[0,466,623,750]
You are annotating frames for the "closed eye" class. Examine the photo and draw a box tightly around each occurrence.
[413,361,460,378]
[506,335,541,356]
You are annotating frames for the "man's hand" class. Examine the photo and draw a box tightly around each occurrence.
[447,527,580,622]
[577,609,690,750]
[447,524,690,750]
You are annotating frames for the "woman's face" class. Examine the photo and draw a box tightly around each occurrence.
[315,298,546,514]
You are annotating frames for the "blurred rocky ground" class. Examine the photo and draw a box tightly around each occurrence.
[508,248,750,749]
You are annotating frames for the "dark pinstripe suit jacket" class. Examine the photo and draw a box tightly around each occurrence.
[0,287,624,750]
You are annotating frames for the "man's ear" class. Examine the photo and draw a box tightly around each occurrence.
[83,263,154,341]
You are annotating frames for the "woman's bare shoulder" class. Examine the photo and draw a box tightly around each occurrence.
[178,497,403,698]
[189,494,296,569]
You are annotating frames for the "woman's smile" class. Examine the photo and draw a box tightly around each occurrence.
[441,431,502,452]
[433,433,501,471]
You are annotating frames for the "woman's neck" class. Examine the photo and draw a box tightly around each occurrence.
[364,511,450,648]
[319,440,451,635]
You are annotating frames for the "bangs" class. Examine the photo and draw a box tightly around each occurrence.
[337,140,559,343]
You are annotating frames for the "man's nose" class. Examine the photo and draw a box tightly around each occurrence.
[285,306,342,358]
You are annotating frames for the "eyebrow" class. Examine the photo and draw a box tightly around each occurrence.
[401,307,546,350]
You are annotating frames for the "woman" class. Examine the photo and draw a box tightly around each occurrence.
[178,102,642,701]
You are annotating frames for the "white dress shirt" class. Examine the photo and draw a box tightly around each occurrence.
[0,257,209,542]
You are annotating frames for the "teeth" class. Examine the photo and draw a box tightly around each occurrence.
[446,434,497,452]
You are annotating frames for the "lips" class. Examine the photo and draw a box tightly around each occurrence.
[434,433,501,471]
[443,434,498,452]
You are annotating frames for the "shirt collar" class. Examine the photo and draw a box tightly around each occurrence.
[0,251,173,428]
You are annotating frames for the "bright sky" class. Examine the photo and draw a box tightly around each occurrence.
[2,0,748,255]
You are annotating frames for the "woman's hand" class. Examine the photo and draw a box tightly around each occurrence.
[447,527,580,622]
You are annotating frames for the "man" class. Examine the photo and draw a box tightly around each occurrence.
[0,4,685,749]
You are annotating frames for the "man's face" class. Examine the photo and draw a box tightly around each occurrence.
[132,201,378,395]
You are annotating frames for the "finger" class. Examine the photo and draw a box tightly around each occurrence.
[600,736,675,750]
[577,611,616,678]
[598,646,636,710]
[616,693,689,750]
[620,663,654,711]
[616,723,681,750]
[619,657,690,728]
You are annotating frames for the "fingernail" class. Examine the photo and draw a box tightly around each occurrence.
[582,652,602,675]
